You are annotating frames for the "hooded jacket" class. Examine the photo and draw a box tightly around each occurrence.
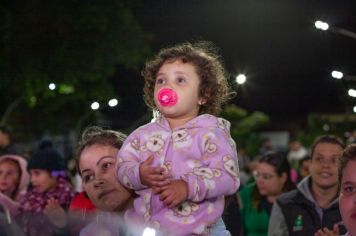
[0,154,29,216]
[117,114,240,235]
[268,176,346,236]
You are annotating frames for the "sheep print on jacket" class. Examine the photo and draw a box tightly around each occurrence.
[117,114,240,235]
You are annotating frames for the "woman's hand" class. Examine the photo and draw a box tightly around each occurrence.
[139,155,170,187]
[314,224,340,236]
[44,198,68,228]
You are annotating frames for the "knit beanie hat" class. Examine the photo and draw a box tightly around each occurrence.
[28,140,65,176]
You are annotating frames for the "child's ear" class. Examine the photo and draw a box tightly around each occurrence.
[198,97,207,105]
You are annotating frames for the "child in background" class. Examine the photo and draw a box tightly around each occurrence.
[16,141,74,236]
[0,155,29,217]
[117,41,240,235]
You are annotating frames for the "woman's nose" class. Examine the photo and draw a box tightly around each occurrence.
[93,179,105,188]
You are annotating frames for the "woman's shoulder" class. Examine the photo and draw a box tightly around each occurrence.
[239,183,255,197]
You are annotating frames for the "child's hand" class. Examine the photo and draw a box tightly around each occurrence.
[158,180,188,208]
[44,198,68,228]
[139,155,170,187]
[314,224,339,236]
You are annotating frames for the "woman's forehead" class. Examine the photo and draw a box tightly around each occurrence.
[79,144,118,169]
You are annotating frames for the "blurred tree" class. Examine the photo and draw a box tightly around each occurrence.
[221,104,270,156]
[296,113,356,147]
[0,0,151,135]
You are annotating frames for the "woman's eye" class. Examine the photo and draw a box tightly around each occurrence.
[83,175,94,183]
[102,162,113,170]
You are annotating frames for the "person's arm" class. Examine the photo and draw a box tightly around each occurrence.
[182,129,240,202]
[0,193,20,216]
[117,130,168,191]
[116,132,147,190]
[268,202,289,236]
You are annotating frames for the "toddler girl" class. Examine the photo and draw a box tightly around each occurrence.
[117,41,240,235]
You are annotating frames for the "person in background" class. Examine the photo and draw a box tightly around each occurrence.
[269,135,346,236]
[287,139,308,171]
[259,138,274,155]
[239,152,295,236]
[16,141,74,236]
[0,211,25,236]
[0,126,19,156]
[314,143,356,236]
[297,155,310,182]
[117,41,239,235]
[75,126,134,236]
[0,154,29,218]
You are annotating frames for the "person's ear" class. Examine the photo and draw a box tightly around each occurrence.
[198,97,207,105]
[280,172,288,183]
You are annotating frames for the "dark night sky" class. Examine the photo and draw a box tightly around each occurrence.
[135,0,356,122]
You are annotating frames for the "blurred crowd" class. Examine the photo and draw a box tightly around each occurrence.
[0,123,356,236]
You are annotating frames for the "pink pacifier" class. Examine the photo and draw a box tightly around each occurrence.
[157,88,178,106]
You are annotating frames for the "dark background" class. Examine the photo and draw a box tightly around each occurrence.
[135,0,356,124]
[1,0,356,141]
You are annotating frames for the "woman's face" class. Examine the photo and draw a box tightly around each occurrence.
[339,160,356,236]
[0,160,20,196]
[79,144,133,212]
[254,162,287,197]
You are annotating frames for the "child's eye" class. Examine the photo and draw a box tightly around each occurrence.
[177,77,186,83]
[156,78,165,84]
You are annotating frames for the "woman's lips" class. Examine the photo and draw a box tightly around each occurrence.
[98,189,115,199]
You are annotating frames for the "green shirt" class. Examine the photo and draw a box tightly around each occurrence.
[239,183,270,236]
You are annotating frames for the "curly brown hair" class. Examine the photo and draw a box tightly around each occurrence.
[142,41,235,116]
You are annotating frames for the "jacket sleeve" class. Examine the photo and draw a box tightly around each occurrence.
[116,131,146,191]
[0,193,20,216]
[268,202,289,236]
[182,129,240,202]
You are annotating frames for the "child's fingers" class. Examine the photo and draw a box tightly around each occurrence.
[167,198,180,209]
[333,224,339,234]
[152,179,170,187]
[159,188,171,201]
[162,194,175,207]
[152,186,162,194]
[143,155,154,165]
[47,198,60,207]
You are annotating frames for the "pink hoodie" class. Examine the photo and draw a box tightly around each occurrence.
[0,154,29,216]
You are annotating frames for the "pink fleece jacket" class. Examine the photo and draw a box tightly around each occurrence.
[117,114,240,235]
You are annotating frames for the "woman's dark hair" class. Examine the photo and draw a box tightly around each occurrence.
[252,152,295,211]
[75,126,127,174]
